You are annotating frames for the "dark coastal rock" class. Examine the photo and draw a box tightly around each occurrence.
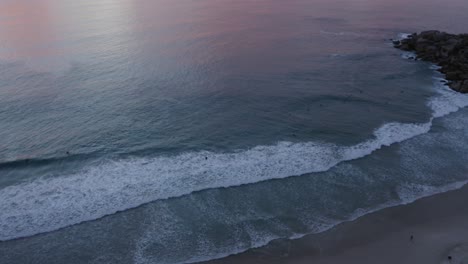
[394,30,468,93]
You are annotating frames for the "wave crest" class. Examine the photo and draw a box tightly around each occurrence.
[1,72,468,241]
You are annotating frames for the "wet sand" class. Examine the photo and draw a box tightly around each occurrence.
[203,184,468,264]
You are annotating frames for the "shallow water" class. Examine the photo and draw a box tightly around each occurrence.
[1,0,468,263]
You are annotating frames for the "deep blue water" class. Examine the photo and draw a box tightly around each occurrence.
[1,0,468,263]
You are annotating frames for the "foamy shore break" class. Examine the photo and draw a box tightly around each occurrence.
[393,31,468,93]
[204,184,468,264]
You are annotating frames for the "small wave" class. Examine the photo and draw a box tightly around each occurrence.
[134,179,468,264]
[1,69,468,242]
[0,154,90,170]
[296,94,381,105]
[319,30,370,37]
[401,51,416,60]
[396,181,468,204]
[396,32,413,41]
[0,158,58,170]
[0,121,429,241]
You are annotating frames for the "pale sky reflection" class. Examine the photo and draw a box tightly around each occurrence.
[0,0,133,73]
[0,0,69,72]
[1,0,468,74]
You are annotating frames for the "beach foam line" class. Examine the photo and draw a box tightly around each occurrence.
[168,180,468,264]
[133,178,468,264]
[1,75,468,242]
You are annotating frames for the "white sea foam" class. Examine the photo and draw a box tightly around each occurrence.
[396,32,412,41]
[0,122,427,241]
[401,51,416,60]
[396,181,468,204]
[396,32,417,60]
[124,34,468,264]
[1,66,468,241]
[133,179,468,264]
[429,81,468,117]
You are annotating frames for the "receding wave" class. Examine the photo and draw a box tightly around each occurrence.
[1,74,468,241]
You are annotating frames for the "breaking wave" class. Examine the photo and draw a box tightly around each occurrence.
[1,67,468,242]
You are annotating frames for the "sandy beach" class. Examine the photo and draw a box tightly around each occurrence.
[203,184,468,264]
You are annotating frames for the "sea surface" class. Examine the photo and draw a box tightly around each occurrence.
[1,0,468,263]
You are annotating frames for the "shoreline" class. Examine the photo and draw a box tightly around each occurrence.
[197,35,468,264]
[201,183,468,264]
[394,30,468,93]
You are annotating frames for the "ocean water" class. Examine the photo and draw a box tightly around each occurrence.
[1,0,468,263]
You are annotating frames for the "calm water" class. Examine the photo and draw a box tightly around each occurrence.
[1,0,468,263]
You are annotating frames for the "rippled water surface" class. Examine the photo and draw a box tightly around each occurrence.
[1,0,468,263]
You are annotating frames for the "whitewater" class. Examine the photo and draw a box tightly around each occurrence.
[1,65,468,241]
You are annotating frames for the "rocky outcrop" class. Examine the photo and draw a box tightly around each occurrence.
[393,30,468,93]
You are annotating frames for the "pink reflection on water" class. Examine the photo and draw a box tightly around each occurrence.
[0,0,68,71]
[1,0,468,74]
